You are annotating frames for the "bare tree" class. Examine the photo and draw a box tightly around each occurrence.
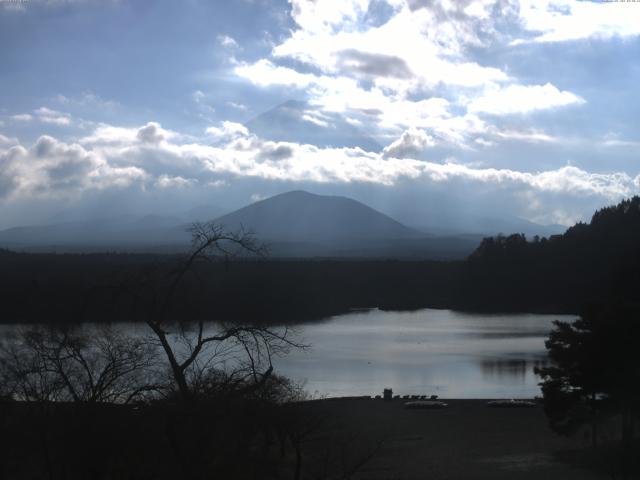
[99,221,306,402]
[0,324,158,403]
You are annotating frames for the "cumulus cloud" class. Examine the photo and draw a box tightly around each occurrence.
[288,0,369,34]
[233,0,595,152]
[1,121,638,227]
[81,122,178,146]
[0,134,18,146]
[0,145,24,198]
[0,134,145,201]
[205,121,249,140]
[383,128,436,158]
[137,122,168,144]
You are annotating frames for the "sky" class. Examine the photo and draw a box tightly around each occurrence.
[1,0,640,230]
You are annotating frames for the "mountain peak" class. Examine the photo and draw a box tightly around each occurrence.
[245,100,382,152]
[215,191,420,245]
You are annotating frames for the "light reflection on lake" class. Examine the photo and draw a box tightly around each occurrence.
[272,308,575,399]
[0,308,575,399]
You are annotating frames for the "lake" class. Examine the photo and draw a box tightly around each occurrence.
[0,308,575,399]
[272,308,575,399]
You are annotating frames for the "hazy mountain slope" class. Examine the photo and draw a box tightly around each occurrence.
[0,216,191,251]
[411,214,565,237]
[245,100,382,152]
[0,191,483,258]
[214,190,422,244]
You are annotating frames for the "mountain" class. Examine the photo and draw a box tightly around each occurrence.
[0,217,191,252]
[411,213,564,238]
[245,100,382,152]
[215,190,419,242]
[182,204,228,223]
[213,191,484,259]
[0,191,483,258]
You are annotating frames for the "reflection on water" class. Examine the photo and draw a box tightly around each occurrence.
[480,358,548,384]
[273,308,574,399]
[1,308,573,399]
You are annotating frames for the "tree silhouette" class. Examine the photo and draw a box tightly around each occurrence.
[93,221,306,402]
[536,304,640,475]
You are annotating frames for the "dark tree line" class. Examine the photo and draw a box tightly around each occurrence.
[457,196,640,312]
[0,251,460,325]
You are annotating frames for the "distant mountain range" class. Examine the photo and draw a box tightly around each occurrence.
[410,213,564,238]
[0,191,564,259]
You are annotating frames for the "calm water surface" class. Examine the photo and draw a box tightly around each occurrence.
[1,308,575,399]
[273,308,576,399]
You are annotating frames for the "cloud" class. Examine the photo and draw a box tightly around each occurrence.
[234,59,317,88]
[288,0,369,34]
[334,49,413,79]
[205,121,249,140]
[383,127,436,158]
[34,107,72,125]
[136,122,168,144]
[0,134,18,146]
[491,128,559,144]
[227,101,248,111]
[155,174,196,189]
[81,122,178,146]
[0,143,28,198]
[600,133,640,149]
[1,121,638,227]
[11,114,33,122]
[234,0,591,152]
[467,83,585,115]
[515,0,640,44]
[52,91,119,110]
[273,2,510,90]
[0,134,146,201]
[301,110,331,127]
[217,34,239,49]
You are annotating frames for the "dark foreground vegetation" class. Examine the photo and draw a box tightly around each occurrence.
[2,397,629,480]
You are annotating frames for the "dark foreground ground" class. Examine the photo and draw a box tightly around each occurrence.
[311,398,613,480]
[2,397,625,480]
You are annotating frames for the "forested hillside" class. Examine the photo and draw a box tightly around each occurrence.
[457,197,640,312]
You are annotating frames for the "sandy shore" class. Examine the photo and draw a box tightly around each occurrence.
[300,398,603,479]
